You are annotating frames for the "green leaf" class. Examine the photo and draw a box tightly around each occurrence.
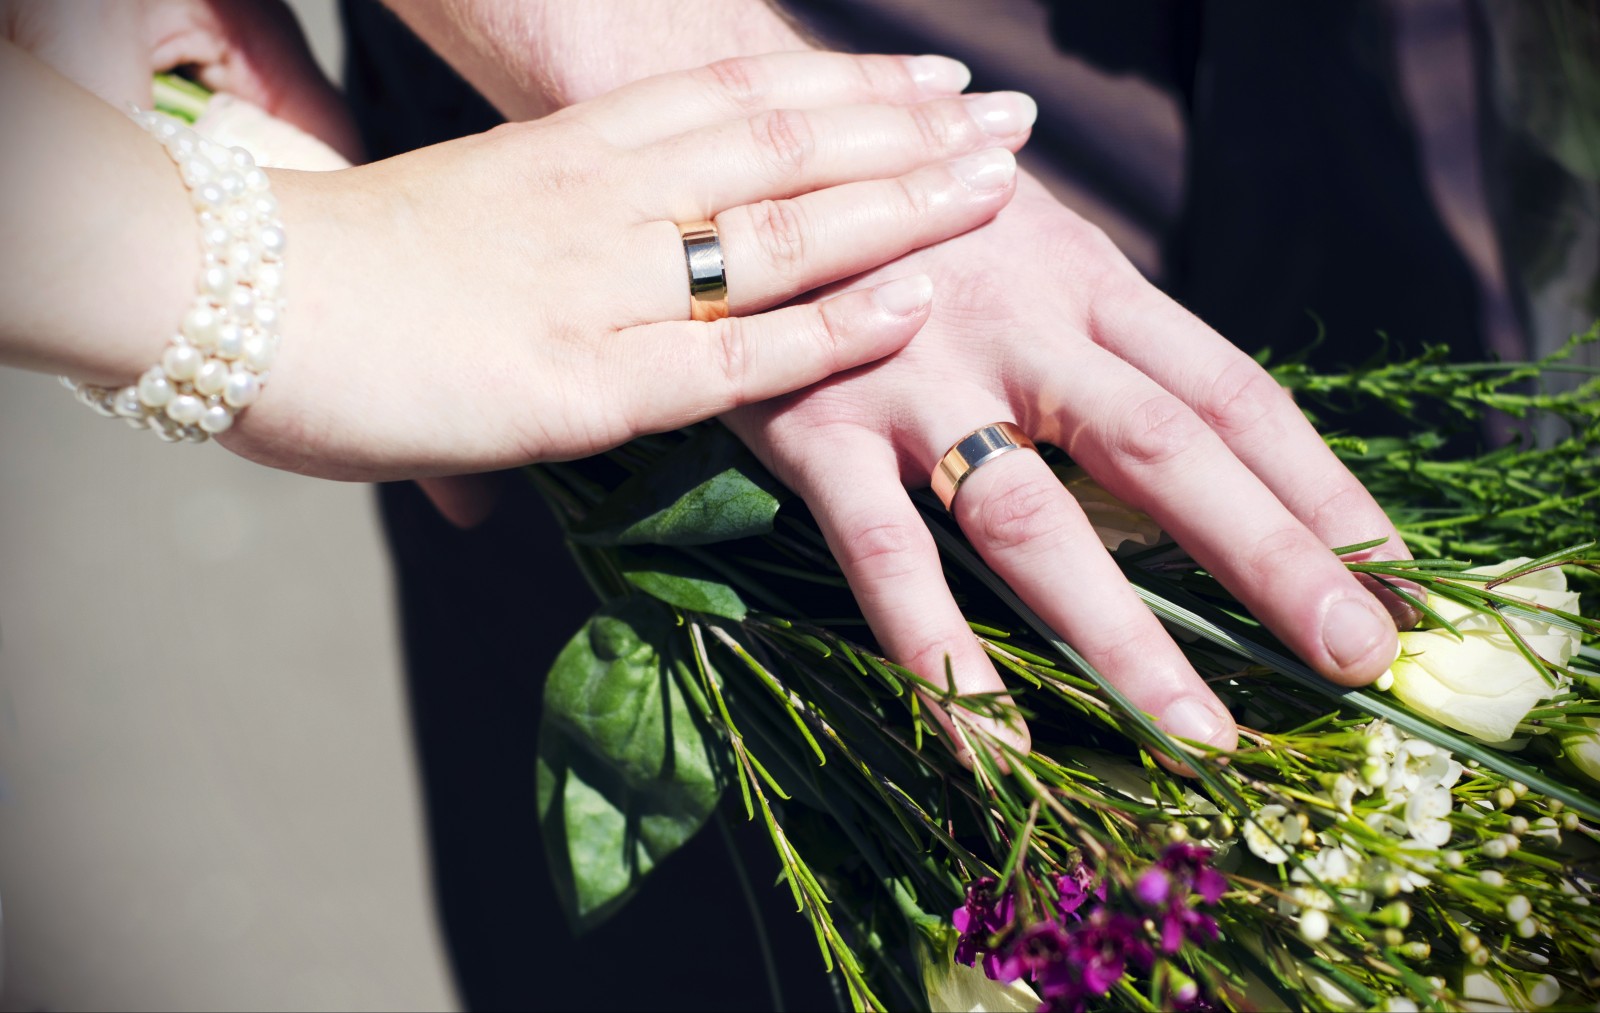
[571,425,787,546]
[536,596,727,933]
[618,549,748,620]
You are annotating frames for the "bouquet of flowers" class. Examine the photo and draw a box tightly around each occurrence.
[163,72,1600,1013]
[528,334,1600,1012]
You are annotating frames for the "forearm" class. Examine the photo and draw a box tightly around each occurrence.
[383,0,812,119]
[0,40,195,382]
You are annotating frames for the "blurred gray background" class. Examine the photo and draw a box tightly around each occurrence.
[0,4,459,1009]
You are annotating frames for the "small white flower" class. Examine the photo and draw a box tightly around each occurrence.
[1244,805,1306,864]
[1403,786,1454,847]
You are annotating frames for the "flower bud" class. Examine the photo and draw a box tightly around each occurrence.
[1495,788,1517,810]
[1562,812,1581,832]
[1516,917,1539,939]
[1375,902,1412,929]
[1509,816,1530,836]
[1506,895,1532,921]
[1459,929,1482,953]
[1398,940,1432,960]
[1482,839,1509,860]
[1443,850,1464,869]
[1480,869,1506,887]
[1548,799,1565,814]
[1469,947,1491,967]
[1381,927,1405,948]
[1511,781,1529,798]
[1165,822,1189,843]
[1299,909,1330,943]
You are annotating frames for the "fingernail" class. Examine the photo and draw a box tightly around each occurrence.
[872,274,933,315]
[1322,596,1391,671]
[1162,697,1233,748]
[950,148,1017,191]
[965,91,1038,136]
[905,54,971,93]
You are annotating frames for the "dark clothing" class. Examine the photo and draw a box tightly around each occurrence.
[341,2,1493,1008]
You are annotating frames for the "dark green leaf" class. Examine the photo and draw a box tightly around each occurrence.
[571,425,787,546]
[536,596,727,933]
[618,549,748,620]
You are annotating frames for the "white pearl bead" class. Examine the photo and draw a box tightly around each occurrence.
[252,194,279,220]
[199,404,234,433]
[202,223,232,251]
[193,182,226,210]
[166,393,204,424]
[194,358,230,395]
[228,286,255,318]
[181,156,214,188]
[201,265,233,301]
[113,386,144,418]
[222,370,261,408]
[253,263,282,298]
[162,343,202,381]
[230,146,255,170]
[242,333,277,370]
[227,204,253,230]
[138,369,174,408]
[155,119,180,141]
[253,301,279,331]
[243,167,269,192]
[217,171,244,200]
[182,305,221,347]
[173,133,198,157]
[215,324,245,359]
[228,240,256,274]
[201,139,231,168]
[258,225,286,259]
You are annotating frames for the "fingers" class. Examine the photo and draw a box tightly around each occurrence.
[577,51,972,145]
[1087,278,1419,624]
[626,149,1017,323]
[416,473,504,529]
[1055,346,1399,685]
[945,441,1237,751]
[641,92,1036,221]
[609,275,933,436]
[1089,281,1411,553]
[771,435,1029,762]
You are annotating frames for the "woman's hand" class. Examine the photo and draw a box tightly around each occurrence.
[225,51,1030,480]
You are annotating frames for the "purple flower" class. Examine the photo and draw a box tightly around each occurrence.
[1134,867,1172,907]
[952,877,1014,977]
[1158,843,1227,905]
[1055,864,1101,920]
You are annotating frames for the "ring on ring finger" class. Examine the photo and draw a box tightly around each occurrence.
[678,220,729,322]
[931,421,1037,510]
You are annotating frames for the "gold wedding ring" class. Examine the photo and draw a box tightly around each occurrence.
[931,422,1037,510]
[678,220,729,322]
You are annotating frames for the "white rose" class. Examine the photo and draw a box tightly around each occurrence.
[1430,558,1582,662]
[1559,716,1600,785]
[923,959,1040,1013]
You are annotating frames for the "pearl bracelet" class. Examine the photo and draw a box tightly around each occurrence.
[64,108,285,443]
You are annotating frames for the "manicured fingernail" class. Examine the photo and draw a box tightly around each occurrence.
[950,148,1017,191]
[873,274,933,315]
[905,54,971,93]
[1162,697,1233,748]
[1322,596,1391,671]
[966,91,1037,136]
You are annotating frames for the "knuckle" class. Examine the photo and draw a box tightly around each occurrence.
[889,173,933,220]
[840,518,932,581]
[749,108,814,178]
[1239,524,1316,586]
[708,317,754,401]
[908,100,961,152]
[967,474,1062,552]
[1306,482,1379,540]
[1196,357,1291,437]
[1104,395,1207,470]
[701,56,765,111]
[748,198,809,278]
